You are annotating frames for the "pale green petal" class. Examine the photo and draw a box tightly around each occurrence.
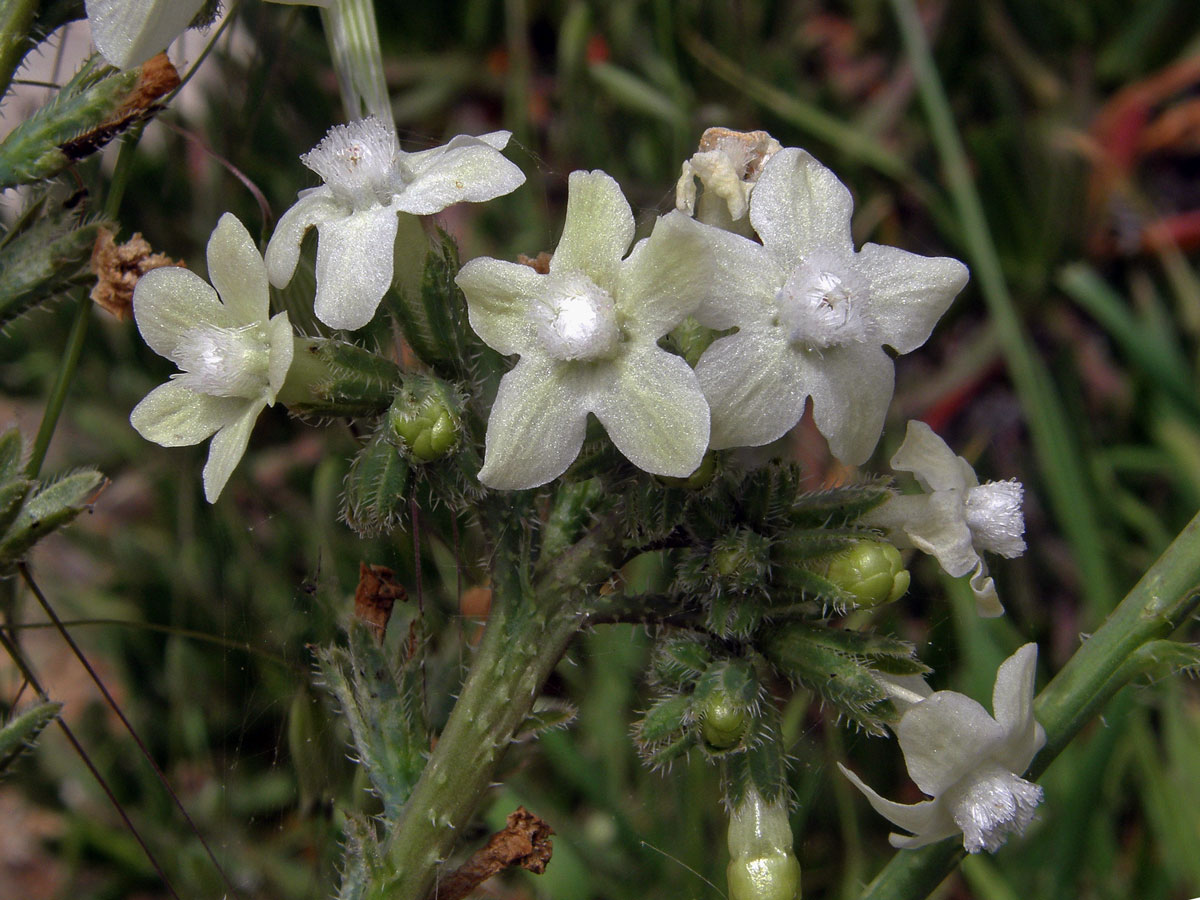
[590,346,709,477]
[202,401,264,503]
[697,330,807,450]
[86,0,205,68]
[265,311,294,400]
[394,135,525,215]
[479,357,588,490]
[617,212,777,338]
[456,257,541,355]
[807,343,893,465]
[891,420,973,493]
[858,243,968,354]
[133,267,233,362]
[265,189,344,289]
[130,381,242,447]
[548,170,633,292]
[897,692,1005,797]
[313,204,398,330]
[992,644,1045,771]
[749,148,854,268]
[207,213,269,326]
[838,764,956,844]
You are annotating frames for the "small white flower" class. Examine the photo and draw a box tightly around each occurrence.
[455,170,716,490]
[690,147,968,464]
[86,0,331,69]
[130,213,293,503]
[675,127,782,232]
[866,419,1026,616]
[840,643,1046,854]
[265,117,525,331]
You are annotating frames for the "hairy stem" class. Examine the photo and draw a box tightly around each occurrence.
[0,0,38,99]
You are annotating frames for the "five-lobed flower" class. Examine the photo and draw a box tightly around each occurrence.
[455,170,718,490]
[840,643,1046,854]
[865,419,1026,617]
[129,213,293,503]
[265,116,525,331]
[688,146,968,465]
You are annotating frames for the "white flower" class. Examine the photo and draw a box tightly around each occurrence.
[455,170,716,490]
[839,643,1046,854]
[690,147,968,464]
[866,419,1026,617]
[86,0,331,69]
[130,213,293,503]
[265,117,525,331]
[675,127,782,232]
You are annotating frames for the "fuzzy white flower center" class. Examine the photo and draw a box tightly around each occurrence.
[966,479,1026,558]
[531,275,621,362]
[946,762,1043,853]
[301,116,400,206]
[172,324,271,399]
[775,254,875,351]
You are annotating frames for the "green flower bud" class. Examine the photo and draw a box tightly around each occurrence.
[726,787,801,900]
[822,540,909,607]
[387,376,463,462]
[699,693,749,751]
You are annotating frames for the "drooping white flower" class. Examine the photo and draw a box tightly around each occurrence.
[86,0,331,70]
[675,127,782,234]
[691,147,968,464]
[866,419,1026,616]
[455,170,716,490]
[130,213,293,503]
[265,117,525,331]
[840,643,1046,854]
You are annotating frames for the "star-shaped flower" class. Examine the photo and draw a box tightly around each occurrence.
[455,170,716,490]
[130,213,293,502]
[86,0,331,69]
[839,643,1046,854]
[265,117,525,331]
[691,147,968,464]
[865,419,1026,617]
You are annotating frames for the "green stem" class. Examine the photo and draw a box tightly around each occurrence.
[320,0,391,124]
[0,0,39,99]
[889,0,1117,616]
[856,509,1200,900]
[25,291,88,479]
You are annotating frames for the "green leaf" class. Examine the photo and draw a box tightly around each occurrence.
[0,701,61,773]
[514,697,578,742]
[0,214,106,328]
[341,431,410,538]
[0,468,104,574]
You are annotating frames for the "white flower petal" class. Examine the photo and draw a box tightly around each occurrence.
[991,644,1045,771]
[697,331,808,450]
[264,189,344,289]
[312,203,399,330]
[897,692,1006,798]
[456,257,541,355]
[890,420,974,493]
[86,0,205,69]
[130,381,242,447]
[478,357,589,490]
[394,135,525,215]
[265,312,294,400]
[133,267,233,362]
[590,346,709,477]
[857,244,968,354]
[202,401,264,503]
[807,343,894,465]
[838,763,956,845]
[548,170,634,292]
[749,147,854,268]
[968,559,1005,618]
[905,491,979,578]
[207,213,268,326]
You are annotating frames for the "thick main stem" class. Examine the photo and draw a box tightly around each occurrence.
[370,560,582,900]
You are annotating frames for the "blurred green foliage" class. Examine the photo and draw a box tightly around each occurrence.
[2,1,1200,898]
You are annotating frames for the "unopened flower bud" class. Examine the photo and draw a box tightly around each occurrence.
[387,376,462,462]
[699,692,750,751]
[822,540,909,607]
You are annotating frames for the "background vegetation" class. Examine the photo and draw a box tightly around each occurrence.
[3,1,1200,898]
